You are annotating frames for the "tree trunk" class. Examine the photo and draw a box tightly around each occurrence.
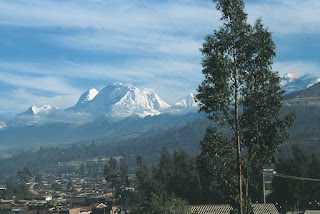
[234,59,243,214]
[246,171,249,213]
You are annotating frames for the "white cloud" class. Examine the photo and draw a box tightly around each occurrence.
[0,0,319,35]
[246,0,320,34]
[0,0,319,113]
[52,31,202,58]
[0,58,202,84]
[0,0,218,34]
[0,88,79,113]
[0,72,80,95]
[0,58,203,108]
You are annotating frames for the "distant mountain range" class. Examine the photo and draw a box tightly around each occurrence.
[1,73,320,147]
[0,82,198,130]
[283,79,320,107]
[24,82,198,118]
[21,105,59,116]
[0,82,201,146]
[281,72,320,95]
[5,71,320,128]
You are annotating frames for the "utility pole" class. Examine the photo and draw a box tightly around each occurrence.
[263,171,266,204]
[263,168,275,204]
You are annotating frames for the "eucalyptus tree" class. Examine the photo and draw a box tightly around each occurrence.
[196,0,294,213]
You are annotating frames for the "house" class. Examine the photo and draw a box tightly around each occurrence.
[304,211,320,214]
[252,203,279,214]
[190,204,279,214]
[69,208,81,214]
[190,204,233,214]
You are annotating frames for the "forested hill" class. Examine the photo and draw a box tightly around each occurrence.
[0,112,204,146]
[284,81,320,101]
[0,118,213,182]
[282,82,320,153]
[3,84,320,182]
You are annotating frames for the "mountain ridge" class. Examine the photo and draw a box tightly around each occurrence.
[281,72,320,95]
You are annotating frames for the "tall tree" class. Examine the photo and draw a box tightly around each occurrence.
[154,146,174,189]
[104,157,121,200]
[196,0,294,213]
[136,155,149,204]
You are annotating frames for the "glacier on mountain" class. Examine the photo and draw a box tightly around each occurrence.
[14,83,202,123]
[175,93,198,108]
[79,88,99,104]
[6,72,320,129]
[281,72,299,87]
[68,82,171,118]
[22,105,57,115]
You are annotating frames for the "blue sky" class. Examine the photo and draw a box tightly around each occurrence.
[0,0,319,113]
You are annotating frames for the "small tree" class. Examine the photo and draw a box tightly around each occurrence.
[196,0,294,213]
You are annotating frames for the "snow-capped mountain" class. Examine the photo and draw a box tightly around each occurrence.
[281,72,320,95]
[21,105,58,115]
[15,84,201,123]
[78,88,99,104]
[166,93,198,114]
[281,72,299,87]
[70,88,99,112]
[68,82,171,118]
[148,92,171,110]
[175,93,198,108]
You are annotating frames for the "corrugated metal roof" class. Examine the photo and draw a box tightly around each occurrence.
[252,203,279,214]
[190,203,280,214]
[190,204,233,214]
[304,210,320,214]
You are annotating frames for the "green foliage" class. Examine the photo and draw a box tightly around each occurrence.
[154,146,174,188]
[17,167,32,182]
[132,193,191,214]
[171,148,202,204]
[104,157,121,193]
[136,155,149,204]
[120,159,130,187]
[133,147,201,212]
[196,0,295,211]
[147,193,191,214]
[270,144,320,211]
[197,127,237,204]
[150,146,201,204]
[0,118,211,182]
[3,180,29,200]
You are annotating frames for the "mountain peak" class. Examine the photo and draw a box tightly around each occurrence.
[107,82,130,90]
[112,82,126,87]
[175,93,197,108]
[22,105,55,115]
[148,93,171,110]
[284,72,299,80]
[281,72,300,87]
[79,88,99,104]
[68,82,170,118]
